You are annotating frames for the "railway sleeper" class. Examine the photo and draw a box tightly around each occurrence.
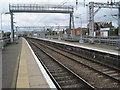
[61,83,87,88]
[114,77,120,80]
[49,69,65,73]
[109,74,120,79]
[58,79,78,85]
[47,67,66,71]
[46,66,63,69]
[55,76,73,81]
[103,71,116,74]
[110,73,119,77]
[59,81,81,87]
[52,72,69,77]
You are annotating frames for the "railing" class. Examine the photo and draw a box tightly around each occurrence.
[83,36,119,46]
[61,35,119,46]
[0,38,11,49]
[83,36,119,39]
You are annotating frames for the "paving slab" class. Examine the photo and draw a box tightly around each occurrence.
[2,39,22,88]
[17,38,56,89]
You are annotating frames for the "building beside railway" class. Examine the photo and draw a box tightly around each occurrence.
[0,31,3,39]
[71,28,88,36]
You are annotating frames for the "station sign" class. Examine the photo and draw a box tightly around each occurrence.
[100,28,110,31]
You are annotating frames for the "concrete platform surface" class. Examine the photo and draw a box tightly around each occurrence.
[0,49,2,90]
[2,39,22,88]
[17,38,56,88]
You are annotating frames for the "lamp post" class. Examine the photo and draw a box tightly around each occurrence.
[79,15,84,43]
[58,24,61,40]
[0,12,10,48]
[76,14,84,43]
[0,13,3,39]
[15,25,19,40]
[0,13,3,49]
[2,12,14,42]
[1,14,2,31]
[56,24,61,40]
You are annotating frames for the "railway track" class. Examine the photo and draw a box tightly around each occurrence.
[39,40,120,82]
[26,38,120,89]
[27,39,96,89]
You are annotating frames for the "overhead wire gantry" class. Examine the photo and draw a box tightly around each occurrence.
[88,1,120,49]
[9,4,74,42]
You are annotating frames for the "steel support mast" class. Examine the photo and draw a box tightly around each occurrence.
[118,4,120,49]
[89,2,94,43]
[88,1,120,49]
[9,4,74,42]
[10,13,14,42]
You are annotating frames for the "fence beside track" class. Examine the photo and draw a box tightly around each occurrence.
[0,38,10,49]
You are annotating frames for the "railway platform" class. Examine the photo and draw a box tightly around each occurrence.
[2,38,56,89]
[2,37,119,89]
[2,39,22,88]
[26,37,120,89]
[40,38,120,56]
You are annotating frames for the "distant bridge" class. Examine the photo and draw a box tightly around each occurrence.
[16,26,45,30]
[9,4,73,13]
[16,26,69,31]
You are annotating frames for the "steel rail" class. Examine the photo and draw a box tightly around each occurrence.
[32,39,120,83]
[28,39,96,90]
[28,40,62,90]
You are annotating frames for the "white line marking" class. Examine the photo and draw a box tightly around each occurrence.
[39,38,119,56]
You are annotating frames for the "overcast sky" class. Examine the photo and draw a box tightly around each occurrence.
[0,0,119,32]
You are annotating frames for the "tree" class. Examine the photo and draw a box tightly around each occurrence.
[3,32,11,38]
[109,27,118,36]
